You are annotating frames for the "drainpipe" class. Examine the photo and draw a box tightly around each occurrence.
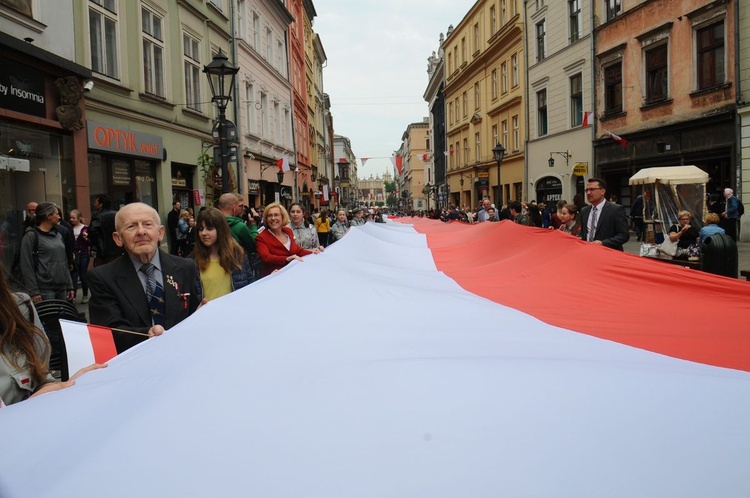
[734,0,742,195]
[522,0,530,201]
[590,0,598,178]
[231,0,242,194]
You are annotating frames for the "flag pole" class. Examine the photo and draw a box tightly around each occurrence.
[89,325,151,338]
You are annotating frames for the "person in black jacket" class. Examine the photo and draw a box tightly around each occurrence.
[88,194,122,267]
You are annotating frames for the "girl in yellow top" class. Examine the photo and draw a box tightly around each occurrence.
[315,209,331,247]
[194,208,254,301]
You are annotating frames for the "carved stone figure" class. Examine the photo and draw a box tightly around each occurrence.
[55,77,84,131]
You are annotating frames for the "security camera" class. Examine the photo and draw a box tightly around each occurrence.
[83,80,94,92]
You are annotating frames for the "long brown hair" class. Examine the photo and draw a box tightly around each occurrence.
[194,207,243,273]
[0,263,50,384]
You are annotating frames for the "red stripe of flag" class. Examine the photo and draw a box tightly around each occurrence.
[87,324,119,364]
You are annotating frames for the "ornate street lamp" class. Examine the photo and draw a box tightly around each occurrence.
[204,50,239,194]
[492,142,507,204]
[548,150,571,168]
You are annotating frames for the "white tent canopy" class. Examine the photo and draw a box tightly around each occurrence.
[628,165,708,185]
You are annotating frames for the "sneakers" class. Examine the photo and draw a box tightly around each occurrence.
[81,295,90,304]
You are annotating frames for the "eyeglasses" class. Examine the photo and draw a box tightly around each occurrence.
[679,217,690,221]
[584,188,603,193]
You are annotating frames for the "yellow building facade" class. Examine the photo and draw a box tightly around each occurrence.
[444,0,525,209]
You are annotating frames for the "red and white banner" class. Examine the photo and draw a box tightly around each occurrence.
[360,158,369,167]
[2,220,749,497]
[322,184,329,202]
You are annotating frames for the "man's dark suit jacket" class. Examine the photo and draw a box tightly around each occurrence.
[579,201,630,251]
[88,250,203,351]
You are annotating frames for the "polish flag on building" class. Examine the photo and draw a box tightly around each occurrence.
[276,157,290,173]
[582,111,594,127]
[420,153,430,161]
[603,129,628,148]
[322,184,329,201]
[60,320,124,375]
[390,153,404,175]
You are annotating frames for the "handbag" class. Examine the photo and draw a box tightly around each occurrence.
[659,234,678,257]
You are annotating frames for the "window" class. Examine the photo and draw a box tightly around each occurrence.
[696,21,725,89]
[455,98,460,120]
[490,6,497,34]
[492,124,498,147]
[449,144,454,168]
[570,0,581,42]
[183,33,201,111]
[277,40,285,74]
[462,92,468,117]
[501,62,508,93]
[645,43,668,102]
[570,73,583,126]
[89,0,119,78]
[142,7,165,97]
[237,0,246,41]
[606,0,621,22]
[456,141,461,165]
[492,69,498,99]
[461,37,466,64]
[463,138,469,163]
[266,28,273,61]
[604,62,623,114]
[447,52,452,73]
[448,102,453,124]
[260,92,268,138]
[474,23,480,53]
[512,115,519,151]
[502,120,508,150]
[536,21,546,61]
[474,82,480,110]
[274,102,281,143]
[512,54,519,87]
[246,83,256,133]
[252,12,260,50]
[475,133,481,162]
[501,0,507,25]
[537,90,548,136]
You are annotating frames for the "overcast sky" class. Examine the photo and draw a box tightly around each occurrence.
[313,0,475,179]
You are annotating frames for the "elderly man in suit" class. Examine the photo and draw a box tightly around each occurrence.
[579,178,630,251]
[88,202,204,352]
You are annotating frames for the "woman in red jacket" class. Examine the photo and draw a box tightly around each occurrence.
[255,203,312,277]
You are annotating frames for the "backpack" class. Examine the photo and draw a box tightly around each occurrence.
[9,230,39,291]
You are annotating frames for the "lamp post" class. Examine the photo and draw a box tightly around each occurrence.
[203,50,239,194]
[492,142,507,205]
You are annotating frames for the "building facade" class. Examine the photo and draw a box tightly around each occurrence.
[593,0,738,216]
[397,120,429,212]
[0,1,92,267]
[236,0,295,208]
[424,34,447,208]
[73,0,233,224]
[358,172,390,207]
[738,0,749,240]
[287,0,311,206]
[307,31,328,212]
[333,134,357,208]
[443,0,526,210]
[525,0,594,207]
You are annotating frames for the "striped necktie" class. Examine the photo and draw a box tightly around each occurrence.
[139,263,165,326]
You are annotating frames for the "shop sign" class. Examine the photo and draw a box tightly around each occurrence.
[87,120,163,160]
[193,189,205,206]
[112,163,132,186]
[0,56,46,118]
[573,162,588,176]
[248,181,260,195]
[477,171,490,178]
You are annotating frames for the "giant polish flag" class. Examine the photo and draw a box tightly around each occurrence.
[1,220,750,497]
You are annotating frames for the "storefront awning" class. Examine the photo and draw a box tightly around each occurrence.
[628,166,708,186]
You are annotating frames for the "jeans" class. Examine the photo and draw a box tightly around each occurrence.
[71,253,90,297]
[39,289,69,301]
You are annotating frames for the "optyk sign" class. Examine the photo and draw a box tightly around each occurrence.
[87,120,163,160]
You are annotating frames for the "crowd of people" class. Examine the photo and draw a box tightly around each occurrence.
[0,193,387,407]
[1,178,742,407]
